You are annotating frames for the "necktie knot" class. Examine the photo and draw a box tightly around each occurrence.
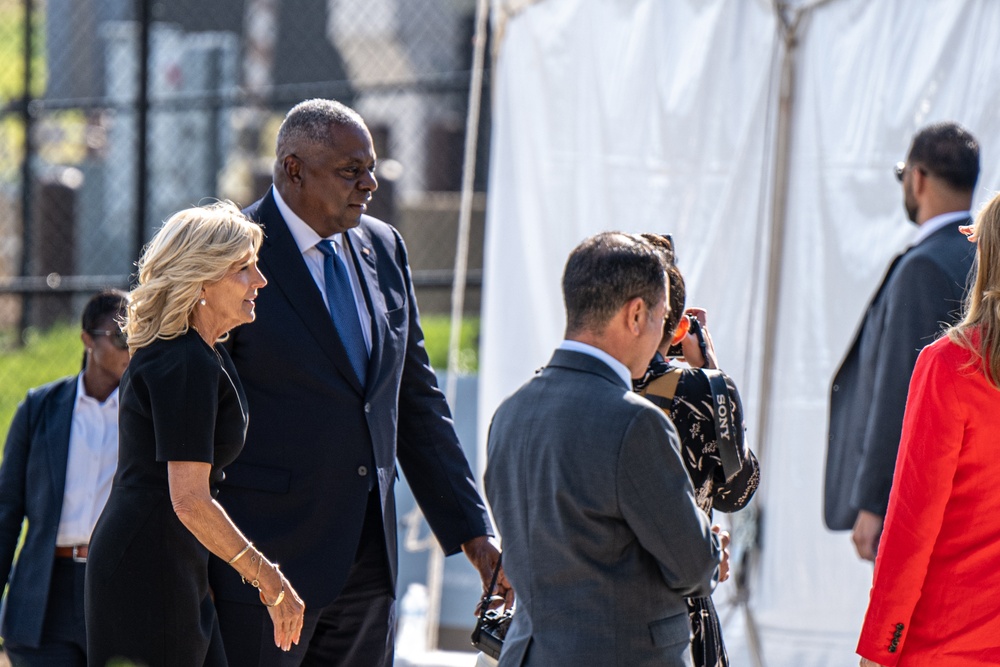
[316,239,337,258]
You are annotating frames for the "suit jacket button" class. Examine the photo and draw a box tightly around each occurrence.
[832,384,839,391]
[358,466,368,477]
[896,623,904,630]
[364,403,371,413]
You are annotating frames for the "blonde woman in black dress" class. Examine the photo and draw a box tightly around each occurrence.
[86,203,304,666]
[634,237,760,667]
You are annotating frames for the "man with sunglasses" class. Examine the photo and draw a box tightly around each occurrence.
[825,122,979,562]
[0,289,129,665]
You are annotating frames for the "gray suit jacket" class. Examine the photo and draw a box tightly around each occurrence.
[485,349,720,667]
[824,219,975,530]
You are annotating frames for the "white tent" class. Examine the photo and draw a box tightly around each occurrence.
[477,1,1000,665]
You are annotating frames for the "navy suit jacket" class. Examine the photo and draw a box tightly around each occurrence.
[0,376,77,647]
[824,219,975,530]
[209,189,492,608]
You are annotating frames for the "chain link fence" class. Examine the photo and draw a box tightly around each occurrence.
[0,0,491,653]
[0,0,488,396]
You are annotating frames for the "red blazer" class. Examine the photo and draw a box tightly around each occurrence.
[858,331,1000,666]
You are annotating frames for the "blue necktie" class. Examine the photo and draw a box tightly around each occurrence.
[316,240,368,386]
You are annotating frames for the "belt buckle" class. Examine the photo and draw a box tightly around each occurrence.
[72,545,87,563]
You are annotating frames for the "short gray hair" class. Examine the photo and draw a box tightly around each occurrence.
[276,99,367,156]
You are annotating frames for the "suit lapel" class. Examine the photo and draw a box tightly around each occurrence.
[46,378,77,504]
[256,192,365,394]
[344,224,388,390]
[836,216,972,376]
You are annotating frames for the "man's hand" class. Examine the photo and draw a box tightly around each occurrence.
[714,525,731,582]
[461,536,514,613]
[852,510,884,562]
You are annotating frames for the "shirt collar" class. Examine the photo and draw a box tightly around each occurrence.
[558,340,633,389]
[272,186,346,253]
[912,210,970,247]
[75,372,119,409]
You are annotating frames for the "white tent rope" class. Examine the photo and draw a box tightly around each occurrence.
[424,0,492,651]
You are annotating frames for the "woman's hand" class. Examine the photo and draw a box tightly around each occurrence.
[714,525,731,583]
[261,566,305,652]
[165,462,305,651]
[681,308,719,369]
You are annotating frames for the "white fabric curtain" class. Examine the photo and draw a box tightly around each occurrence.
[479,1,1000,665]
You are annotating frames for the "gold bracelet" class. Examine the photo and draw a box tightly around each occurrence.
[228,542,252,565]
[259,568,286,607]
[241,552,264,588]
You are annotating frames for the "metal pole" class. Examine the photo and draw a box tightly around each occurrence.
[425,0,492,652]
[17,0,34,342]
[745,2,836,665]
[134,0,152,275]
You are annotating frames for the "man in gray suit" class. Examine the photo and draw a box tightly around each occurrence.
[824,122,978,561]
[485,232,723,667]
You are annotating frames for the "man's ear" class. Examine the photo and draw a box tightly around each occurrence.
[624,297,645,336]
[911,165,928,196]
[282,154,303,185]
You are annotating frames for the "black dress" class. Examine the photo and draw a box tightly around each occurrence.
[86,329,248,667]
[635,354,760,667]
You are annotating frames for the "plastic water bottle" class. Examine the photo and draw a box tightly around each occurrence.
[397,582,429,656]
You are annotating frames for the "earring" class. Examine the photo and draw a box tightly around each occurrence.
[199,298,206,306]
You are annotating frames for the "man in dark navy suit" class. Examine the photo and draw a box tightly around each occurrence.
[825,122,979,561]
[208,99,508,666]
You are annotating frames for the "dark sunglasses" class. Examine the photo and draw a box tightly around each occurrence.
[894,161,928,183]
[87,329,128,350]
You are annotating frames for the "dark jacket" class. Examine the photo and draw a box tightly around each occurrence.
[824,219,975,530]
[0,376,77,647]
[209,189,492,608]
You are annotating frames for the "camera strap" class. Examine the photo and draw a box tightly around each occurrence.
[642,367,743,482]
[641,368,683,409]
[701,369,743,482]
[473,553,503,641]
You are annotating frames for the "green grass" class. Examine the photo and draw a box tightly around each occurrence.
[419,315,479,374]
[0,324,81,442]
[0,316,480,454]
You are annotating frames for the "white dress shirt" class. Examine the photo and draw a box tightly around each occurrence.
[56,374,119,546]
[559,340,633,389]
[273,187,373,352]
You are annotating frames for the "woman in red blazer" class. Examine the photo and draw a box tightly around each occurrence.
[857,193,1000,667]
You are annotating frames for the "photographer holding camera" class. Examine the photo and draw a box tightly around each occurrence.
[634,235,760,667]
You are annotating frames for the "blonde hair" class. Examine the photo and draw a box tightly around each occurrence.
[124,202,263,352]
[948,192,1000,389]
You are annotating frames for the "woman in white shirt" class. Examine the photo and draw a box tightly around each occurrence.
[0,289,129,666]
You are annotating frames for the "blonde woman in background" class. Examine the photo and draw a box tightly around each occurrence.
[85,203,304,666]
